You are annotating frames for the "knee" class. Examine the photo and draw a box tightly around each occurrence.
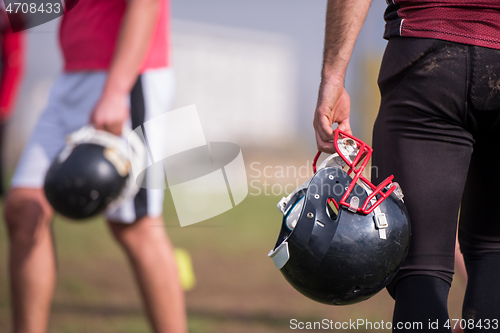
[108,216,169,252]
[4,189,53,246]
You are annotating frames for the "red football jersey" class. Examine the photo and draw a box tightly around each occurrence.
[0,9,24,120]
[384,0,500,50]
[60,0,169,72]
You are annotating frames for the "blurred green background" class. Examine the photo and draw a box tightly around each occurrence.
[0,190,467,333]
[0,1,468,332]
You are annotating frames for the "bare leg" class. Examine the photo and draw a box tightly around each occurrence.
[4,188,55,333]
[108,216,187,333]
[454,233,467,281]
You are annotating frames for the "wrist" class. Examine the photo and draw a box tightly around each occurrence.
[101,83,129,101]
[102,70,138,99]
[320,68,345,86]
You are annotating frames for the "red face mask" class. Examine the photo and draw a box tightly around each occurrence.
[313,128,399,214]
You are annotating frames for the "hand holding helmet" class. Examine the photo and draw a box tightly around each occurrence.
[43,126,145,220]
[269,129,410,305]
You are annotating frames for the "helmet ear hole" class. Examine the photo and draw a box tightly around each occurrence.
[326,198,339,220]
[285,196,305,230]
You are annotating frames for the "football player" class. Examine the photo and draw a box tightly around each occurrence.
[314,0,500,331]
[0,8,24,196]
[4,1,187,332]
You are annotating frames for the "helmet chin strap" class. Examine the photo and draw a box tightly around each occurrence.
[317,152,346,171]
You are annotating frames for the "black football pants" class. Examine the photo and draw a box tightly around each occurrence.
[372,37,500,331]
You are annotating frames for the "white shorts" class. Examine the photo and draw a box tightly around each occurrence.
[11,68,175,223]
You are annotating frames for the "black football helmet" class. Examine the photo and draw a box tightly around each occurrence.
[268,129,410,305]
[44,126,145,220]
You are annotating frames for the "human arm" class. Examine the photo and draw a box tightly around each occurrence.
[90,0,160,135]
[313,0,372,153]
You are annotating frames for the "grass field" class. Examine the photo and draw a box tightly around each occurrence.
[0,191,467,332]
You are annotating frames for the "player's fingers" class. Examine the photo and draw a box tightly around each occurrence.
[92,117,122,136]
[315,131,336,154]
[91,119,104,131]
[314,113,335,143]
[105,121,123,136]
